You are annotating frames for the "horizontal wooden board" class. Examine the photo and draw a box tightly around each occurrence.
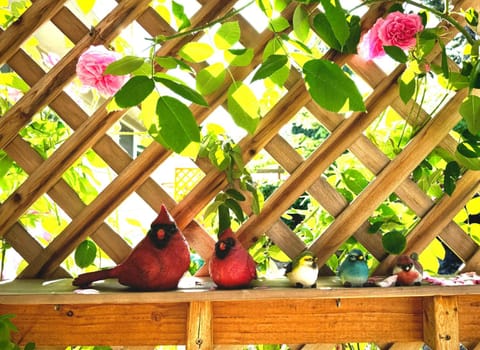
[2,303,188,346]
[212,297,423,344]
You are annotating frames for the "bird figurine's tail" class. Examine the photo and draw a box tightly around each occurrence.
[72,266,119,288]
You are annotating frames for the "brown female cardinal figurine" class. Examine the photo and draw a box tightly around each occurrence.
[393,252,423,286]
[209,227,257,289]
[73,204,190,291]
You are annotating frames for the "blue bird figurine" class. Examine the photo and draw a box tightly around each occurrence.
[337,249,369,287]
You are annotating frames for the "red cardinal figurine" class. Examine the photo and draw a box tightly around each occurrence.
[393,252,423,286]
[73,204,190,291]
[209,228,257,289]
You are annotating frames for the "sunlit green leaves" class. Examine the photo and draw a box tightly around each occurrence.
[463,7,479,26]
[155,74,208,106]
[196,63,226,95]
[225,48,254,66]
[293,5,310,41]
[268,16,290,32]
[104,56,145,75]
[312,0,360,53]
[398,68,417,104]
[227,82,260,134]
[74,240,97,268]
[341,169,368,195]
[214,21,240,49]
[251,54,288,82]
[459,95,480,135]
[172,0,191,31]
[179,42,214,62]
[153,96,200,154]
[303,59,365,112]
[114,76,155,108]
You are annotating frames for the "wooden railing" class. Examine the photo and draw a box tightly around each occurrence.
[1,278,479,350]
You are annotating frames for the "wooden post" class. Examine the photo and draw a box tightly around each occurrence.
[423,296,459,350]
[187,301,213,350]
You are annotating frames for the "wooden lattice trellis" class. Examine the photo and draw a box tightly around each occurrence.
[0,0,480,348]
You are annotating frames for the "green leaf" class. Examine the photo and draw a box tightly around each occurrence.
[225,198,245,222]
[0,72,29,92]
[459,95,480,135]
[196,63,226,95]
[154,96,200,153]
[155,56,193,72]
[293,5,310,41]
[455,149,480,170]
[382,231,407,255]
[312,12,340,50]
[226,188,246,201]
[341,169,369,195]
[444,161,460,196]
[320,0,350,47]
[104,56,144,75]
[398,69,416,104]
[464,7,479,26]
[172,1,191,31]
[268,16,290,32]
[303,59,365,112]
[469,60,480,89]
[214,21,241,49]
[155,75,208,106]
[457,141,480,158]
[251,54,288,82]
[218,204,231,235]
[74,240,97,268]
[384,45,408,63]
[227,83,260,134]
[179,42,214,63]
[368,221,383,234]
[225,48,254,67]
[114,76,155,108]
[256,0,273,17]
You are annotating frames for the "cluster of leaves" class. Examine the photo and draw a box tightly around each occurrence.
[105,0,369,160]
[0,0,31,29]
[200,126,262,235]
[0,314,35,350]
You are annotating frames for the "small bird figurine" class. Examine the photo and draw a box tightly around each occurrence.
[209,227,257,289]
[393,252,423,286]
[72,204,190,291]
[285,250,319,288]
[337,249,369,287]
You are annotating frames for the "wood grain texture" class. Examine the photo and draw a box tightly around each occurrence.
[423,296,460,350]
[0,0,67,64]
[212,297,423,344]
[187,301,213,350]
[4,303,188,346]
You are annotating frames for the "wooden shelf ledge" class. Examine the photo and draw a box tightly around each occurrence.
[1,278,479,349]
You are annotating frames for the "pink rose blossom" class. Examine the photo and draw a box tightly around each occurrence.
[76,45,127,96]
[378,12,423,49]
[358,11,423,60]
[358,17,386,60]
